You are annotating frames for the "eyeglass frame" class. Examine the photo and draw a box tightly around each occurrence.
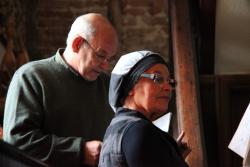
[84,39,115,63]
[140,73,177,87]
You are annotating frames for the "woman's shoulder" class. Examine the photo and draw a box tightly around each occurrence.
[123,120,157,142]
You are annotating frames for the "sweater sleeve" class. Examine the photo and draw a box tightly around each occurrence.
[122,120,180,167]
[3,68,84,167]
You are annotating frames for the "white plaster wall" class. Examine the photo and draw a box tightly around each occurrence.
[215,0,250,74]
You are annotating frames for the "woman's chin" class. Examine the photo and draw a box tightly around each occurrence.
[150,111,168,121]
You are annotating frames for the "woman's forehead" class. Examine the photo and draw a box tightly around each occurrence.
[144,64,169,74]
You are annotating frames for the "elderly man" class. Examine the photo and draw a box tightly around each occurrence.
[3,13,118,167]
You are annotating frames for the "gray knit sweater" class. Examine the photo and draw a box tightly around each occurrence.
[3,49,113,167]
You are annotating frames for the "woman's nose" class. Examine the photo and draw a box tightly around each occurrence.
[162,82,174,91]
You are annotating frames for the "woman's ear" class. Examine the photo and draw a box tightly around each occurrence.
[128,88,135,96]
[72,36,83,53]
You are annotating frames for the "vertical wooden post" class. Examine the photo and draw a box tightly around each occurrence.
[108,0,122,38]
[170,0,207,166]
[108,0,122,71]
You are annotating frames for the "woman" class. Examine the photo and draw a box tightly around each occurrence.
[99,51,190,167]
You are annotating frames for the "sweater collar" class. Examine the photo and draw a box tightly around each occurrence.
[55,48,83,77]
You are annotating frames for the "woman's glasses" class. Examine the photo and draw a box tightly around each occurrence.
[140,73,176,87]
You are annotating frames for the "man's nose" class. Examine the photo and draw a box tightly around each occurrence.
[99,60,110,70]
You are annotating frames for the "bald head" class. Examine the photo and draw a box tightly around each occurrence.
[63,13,119,80]
[66,13,118,48]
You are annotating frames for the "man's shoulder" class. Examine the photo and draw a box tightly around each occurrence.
[16,56,55,73]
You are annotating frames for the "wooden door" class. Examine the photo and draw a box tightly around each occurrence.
[200,75,250,167]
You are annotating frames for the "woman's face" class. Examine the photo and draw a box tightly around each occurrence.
[129,64,174,121]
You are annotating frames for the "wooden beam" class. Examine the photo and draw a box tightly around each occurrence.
[170,0,207,166]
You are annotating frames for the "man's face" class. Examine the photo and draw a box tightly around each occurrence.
[76,35,118,81]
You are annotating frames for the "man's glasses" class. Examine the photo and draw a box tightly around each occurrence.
[84,40,114,63]
[140,73,176,87]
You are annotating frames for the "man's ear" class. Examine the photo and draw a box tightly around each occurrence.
[72,36,83,52]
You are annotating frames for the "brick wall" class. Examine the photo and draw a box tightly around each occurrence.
[119,0,169,57]
[1,0,170,62]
